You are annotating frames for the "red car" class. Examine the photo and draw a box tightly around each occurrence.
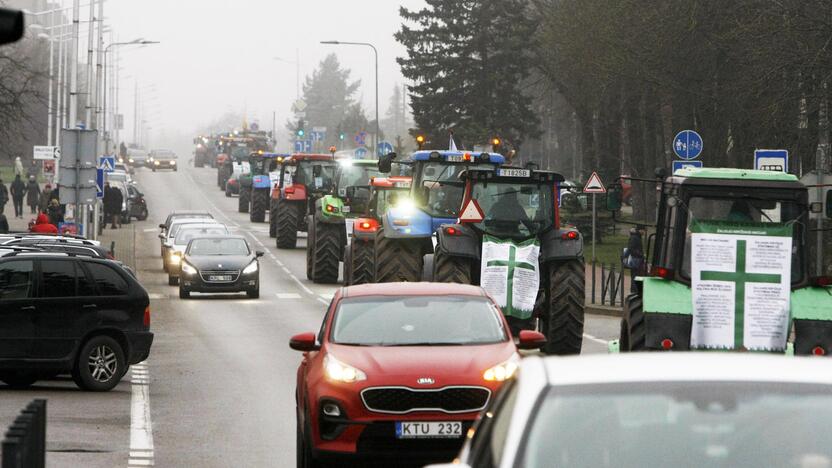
[291,282,546,467]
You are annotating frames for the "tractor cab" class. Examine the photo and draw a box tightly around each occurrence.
[240,152,288,221]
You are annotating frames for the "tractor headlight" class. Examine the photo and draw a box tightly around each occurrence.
[395,198,416,216]
[324,355,366,383]
[242,261,258,275]
[181,262,197,275]
[483,354,520,382]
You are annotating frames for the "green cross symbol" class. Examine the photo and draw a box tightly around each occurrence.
[487,244,536,318]
[700,239,781,348]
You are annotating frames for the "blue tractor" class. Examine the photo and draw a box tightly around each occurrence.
[374,150,505,282]
[242,152,286,223]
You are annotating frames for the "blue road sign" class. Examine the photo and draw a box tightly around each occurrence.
[294,140,312,153]
[354,132,367,146]
[672,160,703,173]
[311,131,326,142]
[354,147,369,159]
[754,149,789,173]
[672,130,703,160]
[98,156,116,172]
[96,168,105,198]
[377,141,394,157]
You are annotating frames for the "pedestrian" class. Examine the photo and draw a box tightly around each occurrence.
[29,212,58,234]
[39,184,51,213]
[623,226,646,293]
[13,156,23,178]
[0,212,8,234]
[26,160,39,180]
[0,178,8,215]
[25,176,40,215]
[10,174,25,218]
[109,184,123,229]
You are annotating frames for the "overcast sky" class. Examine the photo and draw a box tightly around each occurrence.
[106,0,426,146]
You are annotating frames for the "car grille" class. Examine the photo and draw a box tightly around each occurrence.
[361,386,490,414]
[199,270,240,283]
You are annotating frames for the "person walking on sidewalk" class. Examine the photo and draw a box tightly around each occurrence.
[26,176,40,215]
[10,175,25,219]
[13,156,23,178]
[26,160,39,180]
[0,179,9,215]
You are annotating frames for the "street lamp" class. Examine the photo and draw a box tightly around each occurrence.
[102,39,159,153]
[321,40,379,155]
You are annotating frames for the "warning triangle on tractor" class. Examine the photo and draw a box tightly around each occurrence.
[583,171,606,193]
[459,199,485,223]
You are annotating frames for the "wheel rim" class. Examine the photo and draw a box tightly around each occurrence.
[88,344,118,382]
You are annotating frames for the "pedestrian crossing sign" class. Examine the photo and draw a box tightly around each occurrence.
[98,156,116,172]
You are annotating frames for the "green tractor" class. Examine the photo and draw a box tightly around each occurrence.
[613,167,832,355]
[238,152,284,222]
[432,166,586,355]
[306,159,382,284]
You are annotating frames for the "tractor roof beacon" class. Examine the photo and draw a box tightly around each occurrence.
[617,166,832,355]
[343,176,413,286]
[374,150,506,283]
[431,166,586,355]
[269,154,339,249]
[307,159,382,284]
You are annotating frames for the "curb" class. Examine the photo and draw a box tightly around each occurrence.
[586,305,622,318]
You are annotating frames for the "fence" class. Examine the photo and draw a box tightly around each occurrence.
[2,399,46,468]
[590,261,626,307]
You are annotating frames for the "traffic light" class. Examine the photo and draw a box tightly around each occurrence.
[296,119,305,138]
[339,132,345,141]
[415,134,426,150]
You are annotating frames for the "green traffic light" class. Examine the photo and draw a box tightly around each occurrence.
[339,133,345,140]
[297,129,305,137]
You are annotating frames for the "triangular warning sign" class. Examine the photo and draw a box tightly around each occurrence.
[583,171,606,193]
[459,199,485,223]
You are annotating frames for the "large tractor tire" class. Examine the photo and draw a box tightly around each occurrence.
[542,259,585,355]
[238,187,250,213]
[275,200,301,249]
[374,228,423,283]
[433,247,472,284]
[348,239,375,285]
[308,219,342,284]
[250,189,268,223]
[268,200,277,238]
[621,293,645,352]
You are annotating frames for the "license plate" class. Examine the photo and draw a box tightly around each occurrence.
[498,168,531,177]
[395,421,463,439]
[209,275,232,281]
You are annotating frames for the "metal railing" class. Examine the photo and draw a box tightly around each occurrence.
[590,261,626,307]
[2,399,46,468]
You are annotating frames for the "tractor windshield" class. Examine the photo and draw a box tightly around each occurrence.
[419,162,495,218]
[230,146,249,160]
[337,164,381,193]
[680,196,804,282]
[251,158,279,174]
[284,162,336,191]
[470,181,555,238]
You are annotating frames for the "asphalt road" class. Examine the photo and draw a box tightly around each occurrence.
[0,161,621,467]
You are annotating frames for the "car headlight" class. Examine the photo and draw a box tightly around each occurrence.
[170,160,177,165]
[181,262,197,275]
[242,261,258,275]
[154,160,161,166]
[129,158,135,163]
[169,252,181,265]
[324,355,366,383]
[483,354,520,382]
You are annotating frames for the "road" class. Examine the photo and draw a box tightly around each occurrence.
[0,162,621,467]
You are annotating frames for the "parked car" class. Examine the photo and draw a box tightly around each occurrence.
[178,236,262,299]
[0,252,152,391]
[166,223,230,285]
[127,184,149,221]
[149,149,178,172]
[429,353,832,468]
[291,282,546,467]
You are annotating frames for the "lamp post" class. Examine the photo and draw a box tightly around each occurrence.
[320,40,379,155]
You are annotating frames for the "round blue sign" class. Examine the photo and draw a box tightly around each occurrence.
[672,130,703,160]
[354,147,369,159]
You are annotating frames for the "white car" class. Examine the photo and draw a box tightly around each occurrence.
[430,353,832,468]
[161,218,223,272]
[166,223,229,285]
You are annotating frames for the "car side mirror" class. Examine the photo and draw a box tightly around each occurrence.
[0,8,23,46]
[378,152,397,173]
[255,251,264,258]
[158,224,166,229]
[517,330,547,350]
[289,332,320,352]
[158,233,165,239]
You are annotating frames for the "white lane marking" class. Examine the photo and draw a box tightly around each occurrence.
[276,293,303,300]
[290,274,315,295]
[129,363,155,468]
[142,228,157,233]
[583,333,609,345]
[148,293,167,300]
[318,294,333,301]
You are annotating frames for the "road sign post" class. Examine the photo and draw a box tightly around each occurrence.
[583,172,607,263]
[754,149,789,173]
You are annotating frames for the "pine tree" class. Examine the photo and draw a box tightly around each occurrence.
[396,0,539,152]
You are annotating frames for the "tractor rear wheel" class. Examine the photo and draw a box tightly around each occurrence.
[275,200,300,249]
[622,293,645,351]
[349,239,375,285]
[543,259,585,355]
[375,228,423,283]
[238,187,250,213]
[433,247,472,284]
[268,200,277,237]
[309,220,342,284]
[250,189,268,223]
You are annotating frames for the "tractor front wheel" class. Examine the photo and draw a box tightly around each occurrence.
[250,189,268,223]
[375,228,423,283]
[433,247,472,284]
[308,219,342,284]
[542,259,585,355]
[622,293,645,351]
[275,200,301,249]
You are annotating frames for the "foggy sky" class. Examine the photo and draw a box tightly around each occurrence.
[107,0,426,148]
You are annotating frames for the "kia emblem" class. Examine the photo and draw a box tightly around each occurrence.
[417,377,435,385]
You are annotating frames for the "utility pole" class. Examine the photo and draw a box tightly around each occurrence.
[84,0,95,128]
[69,0,80,128]
[95,0,104,132]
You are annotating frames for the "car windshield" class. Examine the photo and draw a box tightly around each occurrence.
[169,221,219,239]
[419,162,495,218]
[154,151,175,159]
[175,226,229,245]
[519,382,832,468]
[471,181,555,238]
[681,196,803,281]
[331,295,506,346]
[188,238,250,256]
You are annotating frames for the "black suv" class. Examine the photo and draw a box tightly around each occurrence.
[0,253,153,391]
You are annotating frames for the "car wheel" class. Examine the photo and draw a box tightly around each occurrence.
[138,208,148,221]
[0,372,38,389]
[179,285,190,299]
[72,335,125,392]
[168,275,178,286]
[297,411,320,468]
[247,287,259,299]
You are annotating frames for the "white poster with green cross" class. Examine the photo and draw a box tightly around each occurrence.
[480,235,540,319]
[690,220,793,351]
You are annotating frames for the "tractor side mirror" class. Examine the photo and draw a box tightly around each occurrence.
[0,8,23,46]
[826,191,832,218]
[606,186,622,212]
[378,152,397,173]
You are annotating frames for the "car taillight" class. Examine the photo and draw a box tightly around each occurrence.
[653,267,673,279]
[561,230,579,240]
[444,226,462,236]
[143,306,151,327]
